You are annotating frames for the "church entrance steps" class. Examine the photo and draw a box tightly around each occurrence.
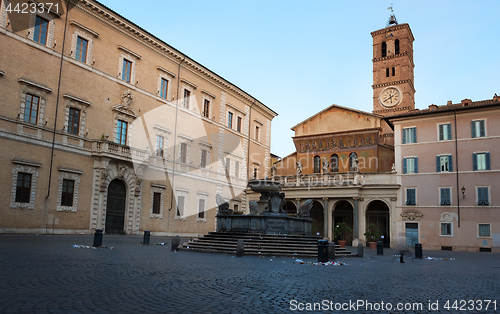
[178,232,357,258]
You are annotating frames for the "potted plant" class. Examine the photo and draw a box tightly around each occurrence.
[334,222,353,248]
[364,223,381,249]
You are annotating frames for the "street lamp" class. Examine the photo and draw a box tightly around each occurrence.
[461,186,466,198]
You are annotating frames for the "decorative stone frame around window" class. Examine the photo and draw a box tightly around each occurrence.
[175,189,188,220]
[153,125,171,159]
[0,0,8,28]
[197,193,208,222]
[117,46,140,85]
[18,79,52,127]
[150,184,166,219]
[440,222,453,237]
[478,223,491,238]
[70,23,97,66]
[476,186,490,206]
[28,11,56,48]
[56,168,82,212]
[10,160,41,209]
[157,67,175,101]
[63,94,91,137]
[201,90,215,119]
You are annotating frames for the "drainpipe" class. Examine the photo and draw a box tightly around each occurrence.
[245,100,256,213]
[46,0,70,199]
[246,100,256,179]
[168,55,186,211]
[43,1,70,233]
[454,109,460,228]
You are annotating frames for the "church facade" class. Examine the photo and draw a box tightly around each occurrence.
[268,19,417,247]
[0,0,276,236]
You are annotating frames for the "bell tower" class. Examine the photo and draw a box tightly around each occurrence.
[371,16,415,116]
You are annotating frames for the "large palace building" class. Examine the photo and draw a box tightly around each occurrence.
[270,16,499,252]
[0,0,276,236]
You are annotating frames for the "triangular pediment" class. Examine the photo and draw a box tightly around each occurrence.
[112,104,138,118]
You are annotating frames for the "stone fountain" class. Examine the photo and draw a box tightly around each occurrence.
[216,179,312,235]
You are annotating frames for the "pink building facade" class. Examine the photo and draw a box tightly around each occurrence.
[388,96,500,252]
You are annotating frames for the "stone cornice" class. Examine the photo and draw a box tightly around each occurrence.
[70,20,99,37]
[118,45,141,59]
[76,0,277,119]
[58,167,83,174]
[373,106,412,115]
[372,79,415,93]
[370,23,414,42]
[12,159,42,167]
[156,66,176,77]
[63,94,92,106]
[373,51,414,68]
[18,78,52,93]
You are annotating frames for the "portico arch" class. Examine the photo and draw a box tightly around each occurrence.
[333,200,354,245]
[310,200,324,237]
[365,200,390,247]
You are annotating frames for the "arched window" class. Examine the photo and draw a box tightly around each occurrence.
[349,152,358,171]
[386,68,389,77]
[395,39,400,54]
[392,67,395,76]
[330,154,339,173]
[313,155,321,173]
[381,42,387,57]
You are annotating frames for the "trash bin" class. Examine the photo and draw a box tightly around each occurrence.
[93,229,103,247]
[318,239,328,262]
[415,243,423,259]
[143,230,150,245]
[357,243,364,258]
[376,241,384,255]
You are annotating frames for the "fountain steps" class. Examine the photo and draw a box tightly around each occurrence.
[179,232,357,258]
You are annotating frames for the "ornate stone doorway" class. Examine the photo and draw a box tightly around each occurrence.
[333,200,354,245]
[105,179,127,234]
[310,200,324,237]
[366,200,390,247]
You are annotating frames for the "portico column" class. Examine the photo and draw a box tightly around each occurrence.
[295,198,301,213]
[323,197,329,239]
[353,196,363,246]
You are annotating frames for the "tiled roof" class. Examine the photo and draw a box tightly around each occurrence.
[387,96,500,120]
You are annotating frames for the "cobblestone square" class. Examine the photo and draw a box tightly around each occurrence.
[1,235,499,313]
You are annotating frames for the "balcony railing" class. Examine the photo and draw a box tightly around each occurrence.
[92,140,149,161]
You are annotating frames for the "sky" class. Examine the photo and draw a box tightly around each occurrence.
[98,0,500,158]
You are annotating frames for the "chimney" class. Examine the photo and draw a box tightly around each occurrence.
[429,104,438,110]
[461,98,472,106]
[447,100,452,106]
[494,93,499,102]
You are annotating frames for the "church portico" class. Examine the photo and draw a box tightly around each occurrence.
[251,172,399,246]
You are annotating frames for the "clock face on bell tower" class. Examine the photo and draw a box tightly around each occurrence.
[371,22,415,116]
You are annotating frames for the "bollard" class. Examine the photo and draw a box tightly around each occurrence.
[328,242,336,261]
[415,243,423,259]
[318,239,328,262]
[357,243,364,258]
[376,241,384,255]
[171,235,180,251]
[236,239,245,257]
[93,229,103,247]
[143,230,150,245]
